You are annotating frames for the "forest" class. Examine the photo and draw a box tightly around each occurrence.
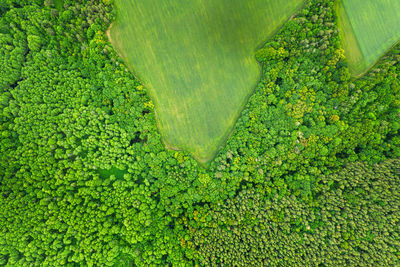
[0,0,399,266]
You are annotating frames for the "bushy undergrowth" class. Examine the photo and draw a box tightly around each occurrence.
[0,0,399,266]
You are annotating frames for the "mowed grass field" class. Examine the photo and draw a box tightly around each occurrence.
[337,0,400,77]
[109,0,304,163]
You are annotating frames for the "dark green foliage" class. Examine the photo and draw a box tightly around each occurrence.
[0,0,399,266]
[188,159,400,266]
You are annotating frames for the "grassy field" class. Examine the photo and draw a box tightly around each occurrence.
[337,0,400,78]
[109,0,305,163]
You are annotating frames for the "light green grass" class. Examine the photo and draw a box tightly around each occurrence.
[337,0,400,78]
[109,0,305,163]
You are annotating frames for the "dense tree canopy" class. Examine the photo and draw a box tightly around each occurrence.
[0,0,399,266]
[189,159,400,265]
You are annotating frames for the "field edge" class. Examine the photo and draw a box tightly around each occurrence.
[107,1,306,166]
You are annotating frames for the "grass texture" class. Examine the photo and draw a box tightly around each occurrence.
[109,0,304,163]
[337,0,400,78]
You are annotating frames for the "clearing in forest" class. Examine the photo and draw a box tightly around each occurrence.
[336,0,400,78]
[108,0,304,164]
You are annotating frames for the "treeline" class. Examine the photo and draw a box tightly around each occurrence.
[0,0,399,266]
